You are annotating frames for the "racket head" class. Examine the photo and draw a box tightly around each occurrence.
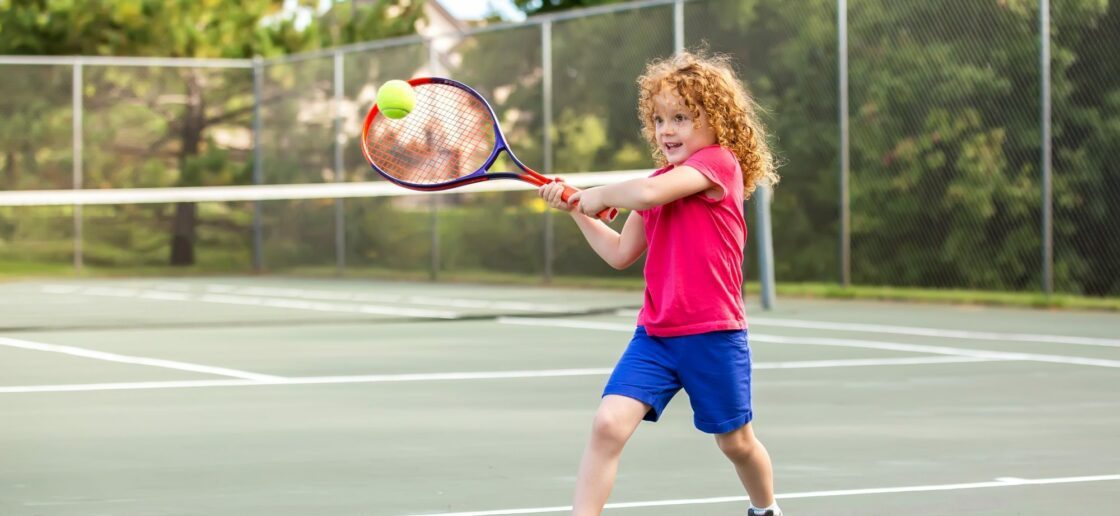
[361,78,616,222]
[361,77,544,191]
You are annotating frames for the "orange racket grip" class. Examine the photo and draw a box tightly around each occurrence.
[559,184,619,223]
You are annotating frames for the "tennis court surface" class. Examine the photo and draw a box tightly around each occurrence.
[1,277,1117,515]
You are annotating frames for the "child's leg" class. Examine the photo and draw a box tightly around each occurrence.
[715,422,775,508]
[572,394,650,516]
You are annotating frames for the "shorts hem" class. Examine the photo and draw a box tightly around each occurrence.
[696,411,753,434]
[602,385,664,422]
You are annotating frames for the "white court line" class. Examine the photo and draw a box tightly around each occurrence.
[204,284,576,313]
[0,337,282,381]
[198,293,461,319]
[755,355,997,369]
[400,473,1120,516]
[497,318,1120,369]
[751,317,1120,348]
[754,334,1120,369]
[614,309,1120,348]
[0,378,261,393]
[40,283,577,315]
[0,356,998,394]
[37,285,462,319]
[0,369,611,394]
[22,498,143,507]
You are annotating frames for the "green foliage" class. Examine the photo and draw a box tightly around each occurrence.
[841,0,1118,296]
[688,0,841,283]
[497,0,1118,297]
[2,0,1117,298]
[0,0,425,265]
[451,3,672,175]
[349,199,434,271]
[317,0,425,49]
[0,65,71,190]
[1051,0,1120,296]
[0,0,306,57]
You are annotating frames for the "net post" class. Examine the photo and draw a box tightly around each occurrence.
[72,60,84,274]
[756,184,777,310]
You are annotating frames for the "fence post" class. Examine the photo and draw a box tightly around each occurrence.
[674,0,685,53]
[251,56,264,272]
[838,0,851,287]
[333,50,347,275]
[72,60,84,274]
[542,20,555,284]
[428,41,442,281]
[1040,0,1054,295]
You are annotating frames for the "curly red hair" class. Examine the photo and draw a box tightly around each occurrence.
[637,51,778,198]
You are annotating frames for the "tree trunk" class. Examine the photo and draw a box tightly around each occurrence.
[170,202,197,265]
[169,70,205,266]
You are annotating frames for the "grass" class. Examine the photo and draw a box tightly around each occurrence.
[0,260,77,278]
[2,261,1118,312]
[276,267,1120,312]
[769,282,1120,312]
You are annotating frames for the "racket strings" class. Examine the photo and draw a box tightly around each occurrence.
[365,84,495,185]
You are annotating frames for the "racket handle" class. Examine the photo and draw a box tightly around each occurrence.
[559,184,618,223]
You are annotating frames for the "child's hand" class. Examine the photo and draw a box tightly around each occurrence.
[538,180,575,212]
[574,187,607,218]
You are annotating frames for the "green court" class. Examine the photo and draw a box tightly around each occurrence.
[1,277,1117,515]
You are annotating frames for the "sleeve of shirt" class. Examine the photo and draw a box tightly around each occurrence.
[682,146,739,203]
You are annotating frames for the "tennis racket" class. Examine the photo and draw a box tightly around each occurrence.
[360,77,618,222]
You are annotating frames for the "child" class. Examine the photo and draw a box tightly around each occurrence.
[538,50,782,516]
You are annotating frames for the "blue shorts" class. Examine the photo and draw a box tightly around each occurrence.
[603,326,753,434]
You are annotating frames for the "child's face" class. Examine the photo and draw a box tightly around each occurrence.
[651,89,717,165]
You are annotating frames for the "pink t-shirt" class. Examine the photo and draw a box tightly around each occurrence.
[636,145,747,337]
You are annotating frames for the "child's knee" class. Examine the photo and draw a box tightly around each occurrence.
[590,409,633,447]
[715,426,758,458]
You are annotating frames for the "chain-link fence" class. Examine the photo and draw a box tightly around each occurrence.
[848,0,1043,292]
[1,0,1117,298]
[1052,0,1120,297]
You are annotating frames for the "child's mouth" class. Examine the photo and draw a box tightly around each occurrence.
[664,142,682,152]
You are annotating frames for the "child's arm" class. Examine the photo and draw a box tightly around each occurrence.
[570,210,646,270]
[539,182,646,270]
[571,166,719,215]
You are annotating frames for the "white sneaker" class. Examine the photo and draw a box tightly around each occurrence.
[748,508,782,516]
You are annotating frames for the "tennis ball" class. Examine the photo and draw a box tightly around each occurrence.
[377,79,416,120]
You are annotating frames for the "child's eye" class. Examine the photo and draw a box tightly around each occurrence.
[653,116,663,124]
[674,114,686,122]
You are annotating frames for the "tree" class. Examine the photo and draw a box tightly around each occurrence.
[497,0,842,281]
[502,0,1117,296]
[1053,0,1120,295]
[685,0,841,283]
[0,0,424,266]
[842,0,1119,295]
[443,2,675,278]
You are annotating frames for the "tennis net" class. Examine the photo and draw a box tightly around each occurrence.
[0,173,655,330]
